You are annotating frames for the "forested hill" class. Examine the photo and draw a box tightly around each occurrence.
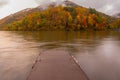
[0,1,119,31]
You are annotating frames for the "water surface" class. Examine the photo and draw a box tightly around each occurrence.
[0,31,120,80]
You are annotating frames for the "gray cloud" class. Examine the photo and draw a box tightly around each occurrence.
[0,0,120,19]
[74,0,120,15]
[35,0,62,5]
[111,0,120,14]
[0,0,9,7]
[35,0,49,5]
[77,0,115,8]
[35,0,120,15]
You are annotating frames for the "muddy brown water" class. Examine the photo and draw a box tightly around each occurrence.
[0,31,120,80]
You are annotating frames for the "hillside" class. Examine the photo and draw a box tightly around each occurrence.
[0,0,119,31]
[0,0,79,27]
[0,7,42,28]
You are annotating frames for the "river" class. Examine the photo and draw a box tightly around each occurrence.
[0,31,120,80]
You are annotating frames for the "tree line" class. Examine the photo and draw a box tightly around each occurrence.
[2,6,120,31]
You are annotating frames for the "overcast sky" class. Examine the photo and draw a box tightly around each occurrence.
[0,0,120,19]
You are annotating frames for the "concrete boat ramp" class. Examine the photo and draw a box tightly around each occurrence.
[27,50,88,80]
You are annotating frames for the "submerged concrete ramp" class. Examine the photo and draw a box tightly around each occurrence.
[27,50,88,80]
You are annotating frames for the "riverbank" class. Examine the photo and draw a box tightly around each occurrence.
[27,50,88,80]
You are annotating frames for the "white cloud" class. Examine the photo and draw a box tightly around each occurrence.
[0,0,37,19]
[1,0,120,19]
[71,0,120,15]
[0,0,9,7]
[50,0,56,2]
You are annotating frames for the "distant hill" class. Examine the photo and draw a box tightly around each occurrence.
[0,7,42,28]
[0,0,119,30]
[0,0,80,28]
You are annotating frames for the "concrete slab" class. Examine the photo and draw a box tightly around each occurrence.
[27,50,88,80]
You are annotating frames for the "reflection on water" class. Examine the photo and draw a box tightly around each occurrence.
[0,31,120,80]
[0,31,41,80]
